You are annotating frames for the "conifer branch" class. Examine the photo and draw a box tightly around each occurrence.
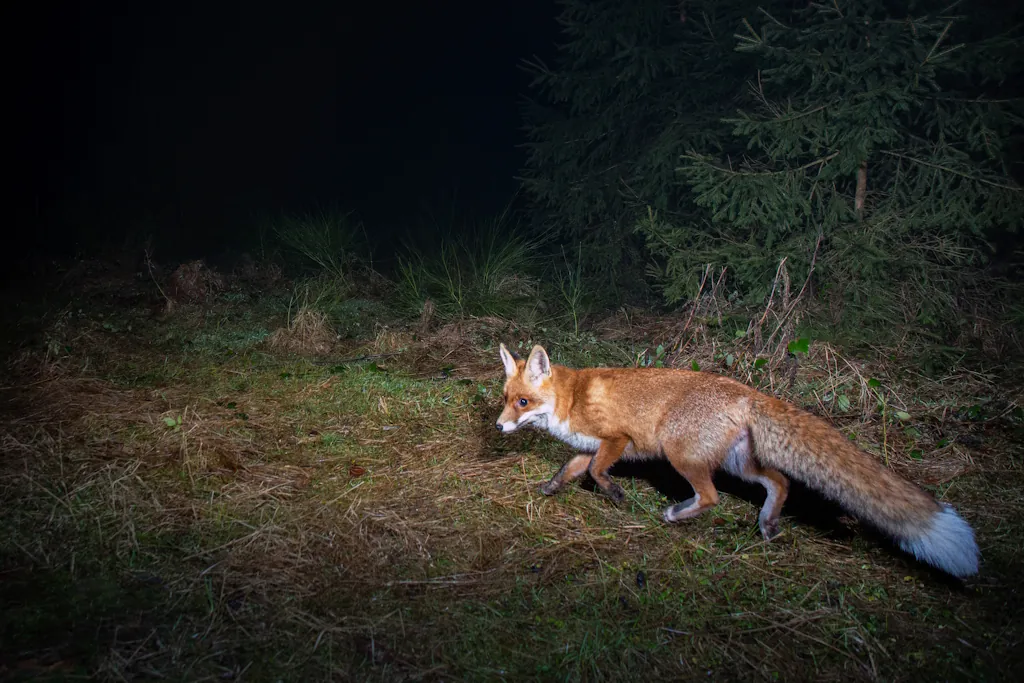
[880,151,1022,191]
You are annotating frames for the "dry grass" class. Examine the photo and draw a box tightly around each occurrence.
[1,265,1023,682]
[167,259,225,305]
[267,306,338,356]
[233,253,284,288]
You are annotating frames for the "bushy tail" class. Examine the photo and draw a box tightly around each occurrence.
[749,395,979,578]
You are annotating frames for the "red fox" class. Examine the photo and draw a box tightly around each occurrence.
[495,343,979,578]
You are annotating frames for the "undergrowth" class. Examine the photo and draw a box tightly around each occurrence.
[395,205,544,323]
[267,208,371,281]
[1,253,1022,682]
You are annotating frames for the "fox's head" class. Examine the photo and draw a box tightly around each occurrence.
[495,343,556,433]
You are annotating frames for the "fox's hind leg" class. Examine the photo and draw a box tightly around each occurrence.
[662,462,720,522]
[745,465,789,540]
[540,455,592,496]
[720,426,790,539]
[661,425,754,524]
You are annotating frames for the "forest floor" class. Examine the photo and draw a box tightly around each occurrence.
[2,258,1022,682]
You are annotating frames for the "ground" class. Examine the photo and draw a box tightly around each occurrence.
[1,261,1022,682]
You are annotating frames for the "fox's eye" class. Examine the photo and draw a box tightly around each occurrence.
[518,397,528,407]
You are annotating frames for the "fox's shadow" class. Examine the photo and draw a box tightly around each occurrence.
[608,458,856,539]
[476,410,854,538]
[607,459,966,585]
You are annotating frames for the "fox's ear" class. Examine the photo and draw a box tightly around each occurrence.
[525,345,551,386]
[499,343,518,378]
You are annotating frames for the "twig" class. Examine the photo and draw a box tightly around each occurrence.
[145,248,172,308]
[671,265,727,361]
[881,151,1021,191]
[672,264,712,357]
[756,257,789,330]
[305,352,404,366]
[763,232,823,353]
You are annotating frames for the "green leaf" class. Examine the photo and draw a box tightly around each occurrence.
[867,378,882,389]
[787,338,810,355]
[691,360,700,371]
[754,358,768,369]
[163,417,178,428]
[909,450,923,460]
[895,411,911,421]
[837,395,851,412]
[725,353,735,367]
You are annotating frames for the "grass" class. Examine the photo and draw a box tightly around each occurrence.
[267,208,371,281]
[395,205,543,323]
[1,258,1022,682]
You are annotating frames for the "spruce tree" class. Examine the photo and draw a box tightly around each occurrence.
[642,1,1024,333]
[521,0,768,293]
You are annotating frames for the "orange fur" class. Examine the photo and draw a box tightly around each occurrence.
[496,344,980,578]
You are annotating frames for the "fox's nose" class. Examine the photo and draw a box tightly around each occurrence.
[495,422,503,432]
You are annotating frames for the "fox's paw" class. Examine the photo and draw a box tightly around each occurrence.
[759,517,782,541]
[539,480,562,496]
[604,482,626,504]
[662,506,677,524]
[662,497,702,523]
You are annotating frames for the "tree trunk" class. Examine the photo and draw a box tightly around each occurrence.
[855,160,868,220]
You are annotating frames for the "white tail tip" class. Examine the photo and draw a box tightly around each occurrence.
[899,504,980,578]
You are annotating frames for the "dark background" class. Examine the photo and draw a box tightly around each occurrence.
[12,1,559,257]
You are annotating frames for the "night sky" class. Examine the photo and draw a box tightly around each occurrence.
[14,1,559,255]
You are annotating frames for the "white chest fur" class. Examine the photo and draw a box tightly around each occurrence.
[543,414,603,452]
[541,413,649,459]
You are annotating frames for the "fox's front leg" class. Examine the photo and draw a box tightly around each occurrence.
[588,436,630,504]
[540,454,593,496]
